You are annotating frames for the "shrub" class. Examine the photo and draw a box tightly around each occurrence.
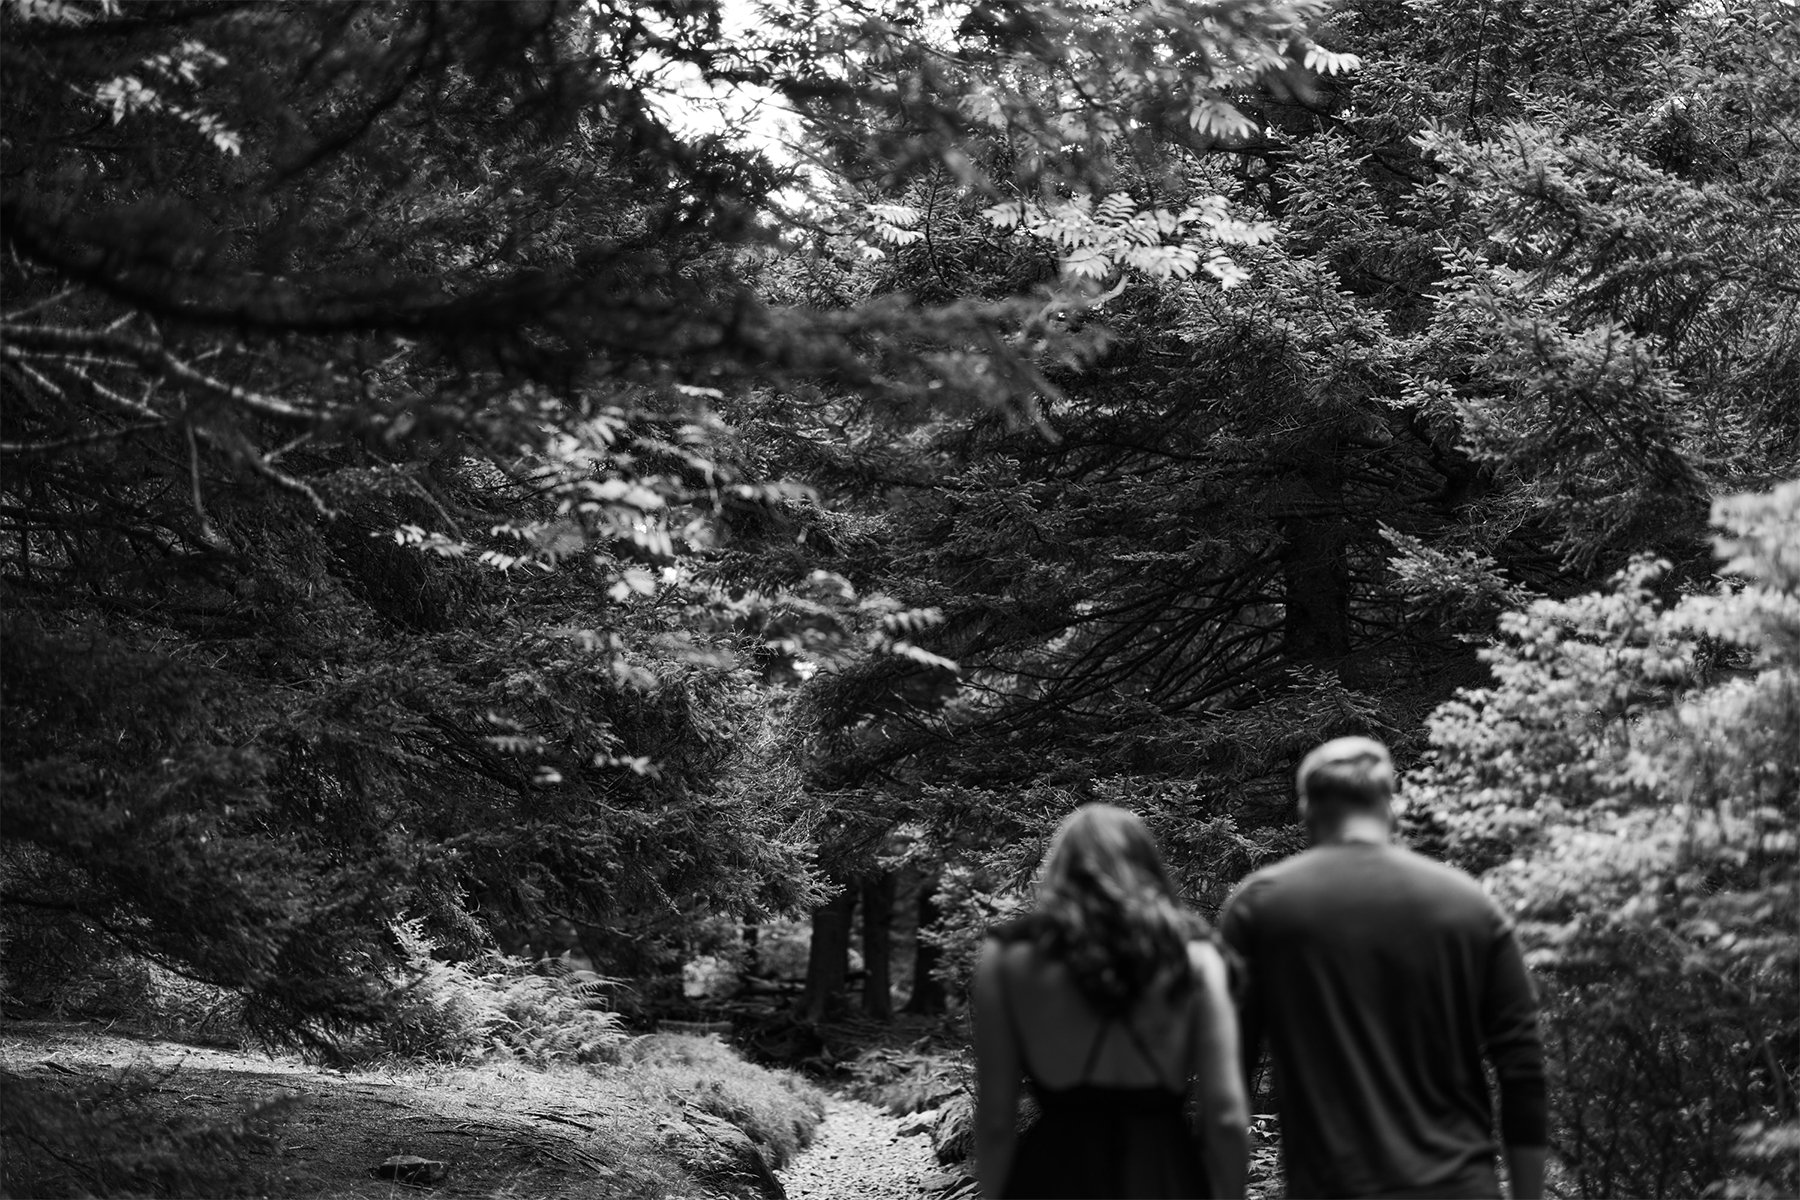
[622,1033,825,1167]
[350,923,627,1065]
[1411,482,1800,1198]
[843,1044,972,1116]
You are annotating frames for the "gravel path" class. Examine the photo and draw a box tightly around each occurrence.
[779,1095,951,1200]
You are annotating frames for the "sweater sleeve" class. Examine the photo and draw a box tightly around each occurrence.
[1482,916,1548,1146]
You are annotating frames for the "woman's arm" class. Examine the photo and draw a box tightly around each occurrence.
[970,937,1023,1199]
[1187,940,1251,1200]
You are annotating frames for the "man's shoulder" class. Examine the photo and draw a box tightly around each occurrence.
[1228,844,1495,906]
[1387,845,1497,900]
[1387,842,1482,881]
[1220,848,1331,922]
[1222,853,1299,905]
[1373,847,1518,941]
[1237,845,1326,884]
[1235,843,1428,884]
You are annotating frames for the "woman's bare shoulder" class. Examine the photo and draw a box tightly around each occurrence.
[1185,938,1229,988]
[977,930,1036,975]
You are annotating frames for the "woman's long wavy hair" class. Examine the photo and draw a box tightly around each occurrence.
[1030,804,1203,1017]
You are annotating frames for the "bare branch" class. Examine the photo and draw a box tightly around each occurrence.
[1,324,327,425]
[245,452,340,519]
[185,420,228,550]
[1,286,77,322]
[0,419,170,458]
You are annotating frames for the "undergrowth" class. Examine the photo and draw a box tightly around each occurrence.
[5,921,628,1068]
[623,1033,824,1167]
[352,944,627,1066]
[842,1043,971,1114]
[47,957,250,1048]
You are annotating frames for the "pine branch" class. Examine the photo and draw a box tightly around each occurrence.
[2,324,321,425]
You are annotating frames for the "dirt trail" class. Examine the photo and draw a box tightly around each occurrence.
[777,1093,958,1200]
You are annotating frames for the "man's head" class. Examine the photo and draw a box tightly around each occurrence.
[1295,736,1398,841]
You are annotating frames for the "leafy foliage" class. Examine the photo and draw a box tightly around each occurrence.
[1411,481,1800,1198]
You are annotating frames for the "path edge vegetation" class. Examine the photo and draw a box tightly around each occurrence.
[2,1003,828,1199]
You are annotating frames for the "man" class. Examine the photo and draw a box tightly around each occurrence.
[1219,736,1548,1199]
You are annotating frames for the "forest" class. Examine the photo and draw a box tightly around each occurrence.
[0,0,1795,1197]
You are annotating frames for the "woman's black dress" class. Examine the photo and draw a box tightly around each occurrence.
[996,954,1209,1199]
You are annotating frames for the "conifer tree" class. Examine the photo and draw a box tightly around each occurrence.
[1,0,1342,1036]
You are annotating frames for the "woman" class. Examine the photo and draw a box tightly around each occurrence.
[971,804,1249,1199]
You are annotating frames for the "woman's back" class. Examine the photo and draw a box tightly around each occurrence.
[994,938,1195,1093]
[980,931,1235,1198]
[970,805,1249,1199]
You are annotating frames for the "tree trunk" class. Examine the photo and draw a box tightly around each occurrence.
[860,872,897,1019]
[742,921,760,977]
[1280,513,1354,674]
[902,875,948,1014]
[802,881,856,1023]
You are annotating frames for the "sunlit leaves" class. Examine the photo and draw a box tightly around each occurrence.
[392,524,471,559]
[607,567,659,602]
[757,570,959,682]
[1301,45,1361,76]
[91,38,241,155]
[867,202,925,246]
[1188,96,1259,140]
[981,189,1274,284]
[2,0,115,25]
[753,0,1349,205]
[871,603,958,672]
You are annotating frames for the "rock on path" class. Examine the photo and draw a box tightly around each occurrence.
[779,1095,951,1200]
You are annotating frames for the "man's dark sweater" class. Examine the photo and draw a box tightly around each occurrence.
[1219,843,1547,1199]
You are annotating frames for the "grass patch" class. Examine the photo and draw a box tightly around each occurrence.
[622,1033,825,1168]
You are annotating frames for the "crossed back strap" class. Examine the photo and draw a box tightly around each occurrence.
[1000,947,1190,1092]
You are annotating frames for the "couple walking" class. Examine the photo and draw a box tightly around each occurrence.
[972,737,1547,1199]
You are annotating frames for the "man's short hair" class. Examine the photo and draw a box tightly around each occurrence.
[1296,736,1395,809]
